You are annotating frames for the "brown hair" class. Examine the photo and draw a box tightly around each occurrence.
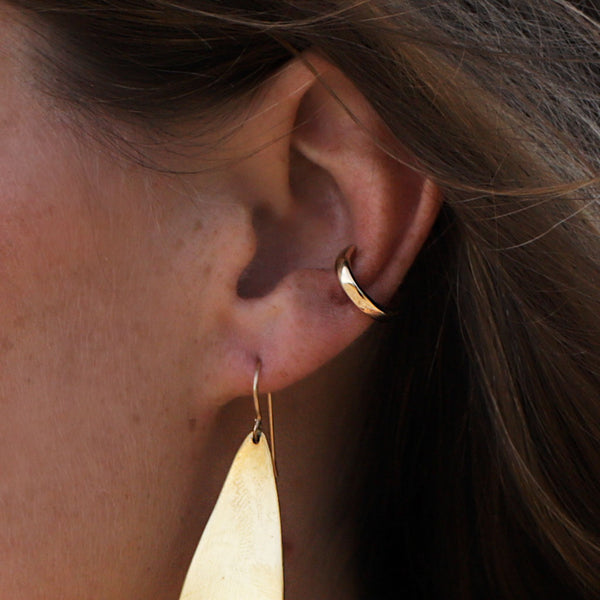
[7,1,600,597]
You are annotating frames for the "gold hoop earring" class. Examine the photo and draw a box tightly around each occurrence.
[335,245,395,320]
[178,360,283,600]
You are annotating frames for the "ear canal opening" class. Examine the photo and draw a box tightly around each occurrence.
[236,204,293,299]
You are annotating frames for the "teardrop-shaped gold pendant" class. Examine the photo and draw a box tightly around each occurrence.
[178,432,283,599]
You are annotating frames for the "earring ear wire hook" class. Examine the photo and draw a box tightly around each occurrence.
[252,361,263,443]
[253,360,278,477]
[178,360,283,598]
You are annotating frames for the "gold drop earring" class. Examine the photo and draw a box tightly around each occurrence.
[178,245,387,599]
[178,360,283,600]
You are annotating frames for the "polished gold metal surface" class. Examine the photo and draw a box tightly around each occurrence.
[335,245,393,320]
[178,433,283,600]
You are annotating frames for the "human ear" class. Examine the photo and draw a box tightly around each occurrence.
[211,51,441,397]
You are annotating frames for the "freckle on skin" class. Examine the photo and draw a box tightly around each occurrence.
[131,413,141,425]
[0,337,14,353]
[193,220,203,232]
[188,418,197,432]
[12,315,26,329]
[328,286,347,307]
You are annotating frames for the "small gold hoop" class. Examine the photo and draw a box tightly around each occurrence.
[335,246,395,320]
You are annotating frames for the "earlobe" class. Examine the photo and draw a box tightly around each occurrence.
[216,52,441,396]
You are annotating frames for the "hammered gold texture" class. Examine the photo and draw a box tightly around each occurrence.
[179,433,283,599]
